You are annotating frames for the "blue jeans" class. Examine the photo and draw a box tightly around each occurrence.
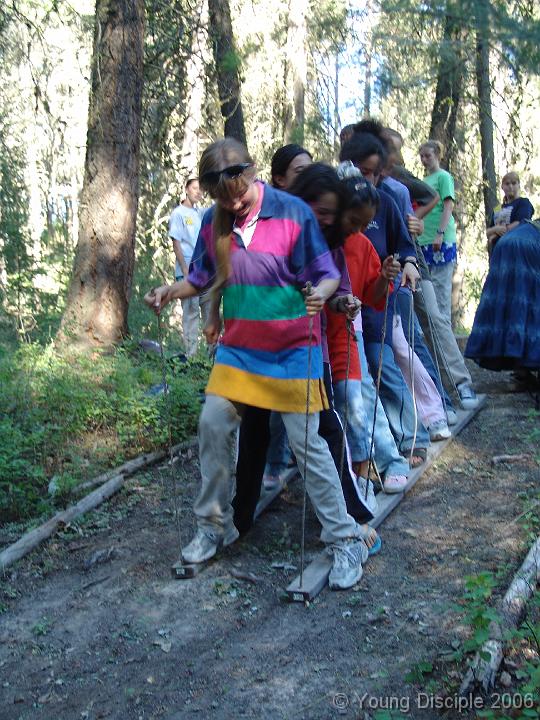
[333,340,410,478]
[333,379,370,462]
[363,338,430,454]
[358,338,410,477]
[395,288,453,410]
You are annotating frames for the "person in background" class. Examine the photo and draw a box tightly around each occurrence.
[466,218,540,373]
[381,129,478,412]
[416,140,457,322]
[169,178,210,356]
[270,143,313,190]
[416,139,479,409]
[486,171,534,256]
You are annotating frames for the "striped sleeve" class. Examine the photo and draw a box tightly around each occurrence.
[186,209,217,290]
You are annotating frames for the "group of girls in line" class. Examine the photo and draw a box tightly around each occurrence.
[144,124,492,591]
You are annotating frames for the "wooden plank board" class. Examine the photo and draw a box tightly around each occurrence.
[286,395,486,601]
[254,467,298,519]
[285,553,333,602]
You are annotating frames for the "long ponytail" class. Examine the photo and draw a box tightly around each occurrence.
[198,138,255,292]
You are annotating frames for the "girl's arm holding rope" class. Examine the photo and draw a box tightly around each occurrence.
[303,278,340,315]
[203,292,222,346]
[371,255,401,305]
[144,279,199,314]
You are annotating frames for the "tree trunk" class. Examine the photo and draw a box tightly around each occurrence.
[58,0,144,350]
[283,0,308,144]
[474,0,498,223]
[207,0,246,144]
[429,1,463,171]
[179,0,208,178]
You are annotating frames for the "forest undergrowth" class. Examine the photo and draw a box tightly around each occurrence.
[0,326,209,527]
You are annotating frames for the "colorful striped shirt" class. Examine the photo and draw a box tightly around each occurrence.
[187,182,340,413]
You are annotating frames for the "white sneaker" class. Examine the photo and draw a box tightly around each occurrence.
[355,476,378,515]
[457,382,479,410]
[182,526,239,564]
[328,538,368,590]
[383,474,408,493]
[429,419,451,441]
[446,408,458,426]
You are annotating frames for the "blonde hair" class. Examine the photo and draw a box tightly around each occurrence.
[419,139,444,158]
[501,170,519,185]
[198,138,255,291]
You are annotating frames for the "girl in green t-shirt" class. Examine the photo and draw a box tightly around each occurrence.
[417,140,457,322]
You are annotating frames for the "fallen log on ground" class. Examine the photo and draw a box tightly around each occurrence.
[77,439,197,492]
[0,438,197,573]
[460,536,540,694]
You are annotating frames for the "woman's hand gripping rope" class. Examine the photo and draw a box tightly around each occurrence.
[144,285,171,315]
[381,255,401,283]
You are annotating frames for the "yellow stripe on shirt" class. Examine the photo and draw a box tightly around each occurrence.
[206,363,328,413]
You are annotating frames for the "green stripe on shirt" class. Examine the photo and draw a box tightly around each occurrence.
[223,284,306,321]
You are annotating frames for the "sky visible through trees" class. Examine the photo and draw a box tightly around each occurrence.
[0,0,539,342]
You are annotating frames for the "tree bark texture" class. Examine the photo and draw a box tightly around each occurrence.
[474,0,498,223]
[207,0,246,144]
[283,0,308,144]
[58,0,144,349]
[429,2,464,171]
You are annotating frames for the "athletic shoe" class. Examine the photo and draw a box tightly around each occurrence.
[328,538,368,590]
[457,382,479,410]
[355,476,379,515]
[262,474,282,492]
[429,418,452,441]
[446,408,458,426]
[182,525,239,564]
[383,475,408,493]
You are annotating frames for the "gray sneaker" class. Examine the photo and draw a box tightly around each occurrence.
[182,526,239,564]
[446,408,458,426]
[457,382,479,410]
[328,538,368,590]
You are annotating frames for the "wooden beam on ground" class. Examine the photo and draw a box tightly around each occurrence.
[171,559,202,579]
[460,534,540,694]
[285,395,486,602]
[1,474,125,573]
[77,438,198,492]
[1,438,198,573]
[254,467,299,519]
[285,553,333,602]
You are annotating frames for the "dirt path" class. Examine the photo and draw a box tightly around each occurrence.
[1,366,538,720]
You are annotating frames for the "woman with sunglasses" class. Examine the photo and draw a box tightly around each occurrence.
[145,138,369,590]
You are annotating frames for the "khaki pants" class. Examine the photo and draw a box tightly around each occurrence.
[415,277,472,388]
[179,291,213,357]
[194,395,363,544]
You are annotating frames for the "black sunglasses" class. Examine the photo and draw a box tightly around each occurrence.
[200,163,253,186]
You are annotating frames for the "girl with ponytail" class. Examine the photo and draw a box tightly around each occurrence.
[144,138,369,590]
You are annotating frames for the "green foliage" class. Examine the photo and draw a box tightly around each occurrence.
[31,616,53,636]
[0,341,209,522]
[404,660,434,684]
[460,572,500,653]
